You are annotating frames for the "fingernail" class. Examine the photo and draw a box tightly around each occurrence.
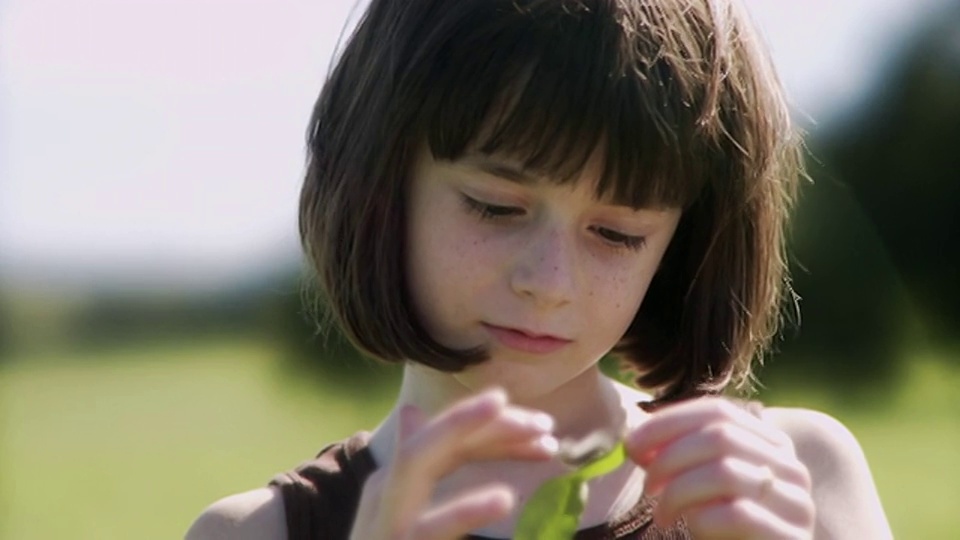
[531,412,555,432]
[486,488,516,514]
[538,434,560,454]
[483,387,509,405]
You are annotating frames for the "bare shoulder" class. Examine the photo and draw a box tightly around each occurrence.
[762,407,867,471]
[763,407,893,539]
[184,487,287,540]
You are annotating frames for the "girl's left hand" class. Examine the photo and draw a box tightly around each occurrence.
[625,397,815,539]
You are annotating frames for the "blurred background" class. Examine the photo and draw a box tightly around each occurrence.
[1,0,958,538]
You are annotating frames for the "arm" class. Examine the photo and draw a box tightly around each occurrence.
[184,487,287,540]
[764,407,893,539]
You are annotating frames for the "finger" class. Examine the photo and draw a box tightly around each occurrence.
[396,388,510,477]
[415,484,515,540]
[382,389,511,534]
[498,434,561,460]
[384,390,555,531]
[683,497,810,540]
[626,398,792,465]
[458,407,557,460]
[643,422,809,496]
[652,457,812,528]
[406,404,554,463]
[403,396,557,476]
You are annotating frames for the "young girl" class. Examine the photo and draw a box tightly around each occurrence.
[188,0,891,538]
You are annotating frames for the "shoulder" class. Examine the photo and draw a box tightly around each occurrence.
[184,487,287,540]
[762,407,893,539]
[761,407,864,468]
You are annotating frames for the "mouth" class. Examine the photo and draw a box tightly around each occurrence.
[482,323,572,355]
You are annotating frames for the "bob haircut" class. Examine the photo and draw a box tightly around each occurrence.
[299,0,803,403]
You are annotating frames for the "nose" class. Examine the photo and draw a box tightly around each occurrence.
[510,225,579,308]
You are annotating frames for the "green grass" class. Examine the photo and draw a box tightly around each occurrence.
[1,341,957,539]
[760,351,960,539]
[0,341,397,540]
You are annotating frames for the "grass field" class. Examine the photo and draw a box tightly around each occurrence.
[1,340,957,539]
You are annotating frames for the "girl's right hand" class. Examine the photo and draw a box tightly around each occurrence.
[349,388,559,540]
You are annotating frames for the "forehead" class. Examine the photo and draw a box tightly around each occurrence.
[401,0,718,211]
[458,147,603,186]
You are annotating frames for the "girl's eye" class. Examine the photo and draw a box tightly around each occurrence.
[592,226,646,251]
[461,195,524,219]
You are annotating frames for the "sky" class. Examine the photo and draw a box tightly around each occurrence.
[0,0,947,290]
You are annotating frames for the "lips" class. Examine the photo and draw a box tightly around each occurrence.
[483,323,572,355]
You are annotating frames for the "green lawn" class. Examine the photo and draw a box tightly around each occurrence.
[1,341,957,539]
[768,356,960,539]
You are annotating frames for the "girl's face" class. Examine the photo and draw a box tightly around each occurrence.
[405,148,681,401]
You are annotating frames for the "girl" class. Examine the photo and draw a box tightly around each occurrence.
[188,0,891,538]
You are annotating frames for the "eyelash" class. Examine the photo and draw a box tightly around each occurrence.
[590,226,647,250]
[460,195,524,219]
[460,195,647,251]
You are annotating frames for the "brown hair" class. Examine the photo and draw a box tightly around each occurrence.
[299,0,803,403]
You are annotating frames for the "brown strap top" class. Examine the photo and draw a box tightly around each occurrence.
[268,431,691,540]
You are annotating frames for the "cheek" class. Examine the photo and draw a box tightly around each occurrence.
[418,222,488,286]
[407,215,491,323]
[587,265,656,333]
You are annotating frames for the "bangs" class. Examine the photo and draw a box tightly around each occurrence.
[305,0,800,396]
[408,0,715,209]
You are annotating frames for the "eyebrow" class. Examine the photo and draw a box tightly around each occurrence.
[461,154,538,185]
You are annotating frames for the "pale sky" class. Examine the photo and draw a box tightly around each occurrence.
[0,0,946,289]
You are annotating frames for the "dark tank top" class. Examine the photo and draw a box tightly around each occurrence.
[268,432,691,540]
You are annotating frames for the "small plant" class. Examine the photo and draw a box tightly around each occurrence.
[516,432,627,540]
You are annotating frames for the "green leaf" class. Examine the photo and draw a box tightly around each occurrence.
[514,441,627,540]
[574,441,626,481]
[515,474,586,540]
